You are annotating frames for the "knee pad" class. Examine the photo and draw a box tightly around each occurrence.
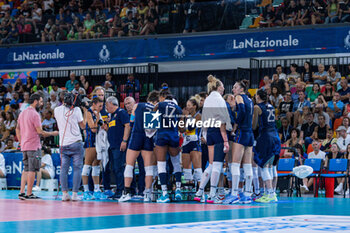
[243,164,253,178]
[144,166,153,177]
[253,167,259,179]
[170,154,182,173]
[124,164,134,178]
[82,165,91,176]
[183,168,193,181]
[193,168,202,182]
[240,167,245,182]
[157,161,167,174]
[212,162,223,174]
[91,166,101,177]
[204,163,213,175]
[231,163,240,176]
[261,167,272,181]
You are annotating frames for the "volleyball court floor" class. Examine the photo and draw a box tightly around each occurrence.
[1,190,350,233]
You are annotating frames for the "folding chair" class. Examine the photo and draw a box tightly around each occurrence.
[320,159,349,198]
[303,158,323,197]
[277,158,296,197]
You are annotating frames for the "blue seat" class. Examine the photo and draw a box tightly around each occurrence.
[304,158,323,178]
[277,158,297,197]
[320,159,349,198]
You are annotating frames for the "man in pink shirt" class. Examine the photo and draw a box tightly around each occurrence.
[16,94,58,200]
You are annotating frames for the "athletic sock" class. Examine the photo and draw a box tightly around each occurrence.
[83,185,89,192]
[94,184,100,192]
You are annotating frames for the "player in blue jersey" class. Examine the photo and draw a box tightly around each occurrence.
[154,89,183,203]
[194,75,232,204]
[180,96,202,186]
[253,89,281,203]
[119,91,160,202]
[224,80,254,204]
[82,97,104,200]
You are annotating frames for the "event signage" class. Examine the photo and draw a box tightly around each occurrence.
[0,26,349,70]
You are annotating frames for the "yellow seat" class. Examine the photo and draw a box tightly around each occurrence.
[257,0,272,7]
[249,16,261,28]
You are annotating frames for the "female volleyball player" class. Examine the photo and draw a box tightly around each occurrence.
[253,89,281,203]
[82,97,104,200]
[194,75,232,203]
[224,80,254,204]
[119,91,160,202]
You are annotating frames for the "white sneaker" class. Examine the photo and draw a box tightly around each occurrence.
[334,183,343,194]
[144,192,152,202]
[32,186,41,192]
[300,185,309,193]
[62,193,71,201]
[119,192,132,202]
[345,189,349,196]
[72,193,81,201]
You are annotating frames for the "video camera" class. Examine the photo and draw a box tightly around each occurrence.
[64,93,90,108]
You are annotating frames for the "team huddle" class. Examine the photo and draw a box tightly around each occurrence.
[83,75,281,204]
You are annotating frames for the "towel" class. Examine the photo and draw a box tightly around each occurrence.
[96,129,110,170]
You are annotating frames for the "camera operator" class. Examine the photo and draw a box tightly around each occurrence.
[105,96,131,199]
[82,97,105,200]
[54,93,85,201]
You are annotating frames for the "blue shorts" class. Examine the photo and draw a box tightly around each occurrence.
[235,129,254,147]
[182,141,202,154]
[227,130,235,142]
[84,131,96,148]
[155,131,179,148]
[207,128,223,146]
[213,142,226,162]
[253,130,281,168]
[128,132,154,151]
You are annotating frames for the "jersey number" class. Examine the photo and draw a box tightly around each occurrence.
[165,106,176,117]
[267,109,275,123]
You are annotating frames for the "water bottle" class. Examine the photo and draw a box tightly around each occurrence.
[321,189,326,198]
[134,162,139,175]
[318,188,321,198]
[293,189,297,197]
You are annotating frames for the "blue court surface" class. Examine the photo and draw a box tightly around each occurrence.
[1,190,349,233]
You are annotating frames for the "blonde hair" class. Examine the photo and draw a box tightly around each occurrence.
[207,75,221,93]
[188,95,200,111]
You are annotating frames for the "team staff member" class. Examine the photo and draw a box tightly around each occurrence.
[105,96,131,199]
[17,94,58,200]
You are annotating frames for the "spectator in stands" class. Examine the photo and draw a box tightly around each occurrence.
[260,4,276,27]
[336,126,350,153]
[307,83,321,104]
[102,72,115,90]
[327,65,341,87]
[278,90,294,123]
[301,112,318,147]
[301,140,326,193]
[276,64,287,80]
[313,64,328,85]
[50,83,62,95]
[10,93,22,105]
[310,0,326,24]
[66,72,78,92]
[33,79,44,93]
[104,81,115,98]
[1,112,15,142]
[296,0,310,25]
[183,0,200,33]
[123,73,140,100]
[321,129,337,152]
[283,128,303,158]
[287,63,301,84]
[41,19,56,42]
[140,9,158,35]
[293,90,311,126]
[72,82,86,95]
[92,18,108,38]
[260,75,271,90]
[313,101,331,126]
[3,138,17,152]
[301,61,313,83]
[0,152,5,178]
[325,0,340,23]
[327,91,344,119]
[313,114,331,142]
[50,92,59,109]
[341,116,350,134]
[32,147,55,192]
[339,0,350,22]
[272,73,289,94]
[20,92,30,112]
[338,79,350,104]
[283,0,298,26]
[270,86,283,108]
[321,81,335,102]
[118,11,137,37]
[279,117,293,143]
[25,76,34,94]
[80,75,93,96]
[83,13,96,39]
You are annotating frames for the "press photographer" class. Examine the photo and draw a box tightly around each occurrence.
[54,92,85,201]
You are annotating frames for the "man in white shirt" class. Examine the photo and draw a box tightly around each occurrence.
[50,92,60,109]
[54,93,85,201]
[336,126,350,153]
[301,140,326,193]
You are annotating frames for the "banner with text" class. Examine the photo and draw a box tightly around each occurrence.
[0,26,349,70]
